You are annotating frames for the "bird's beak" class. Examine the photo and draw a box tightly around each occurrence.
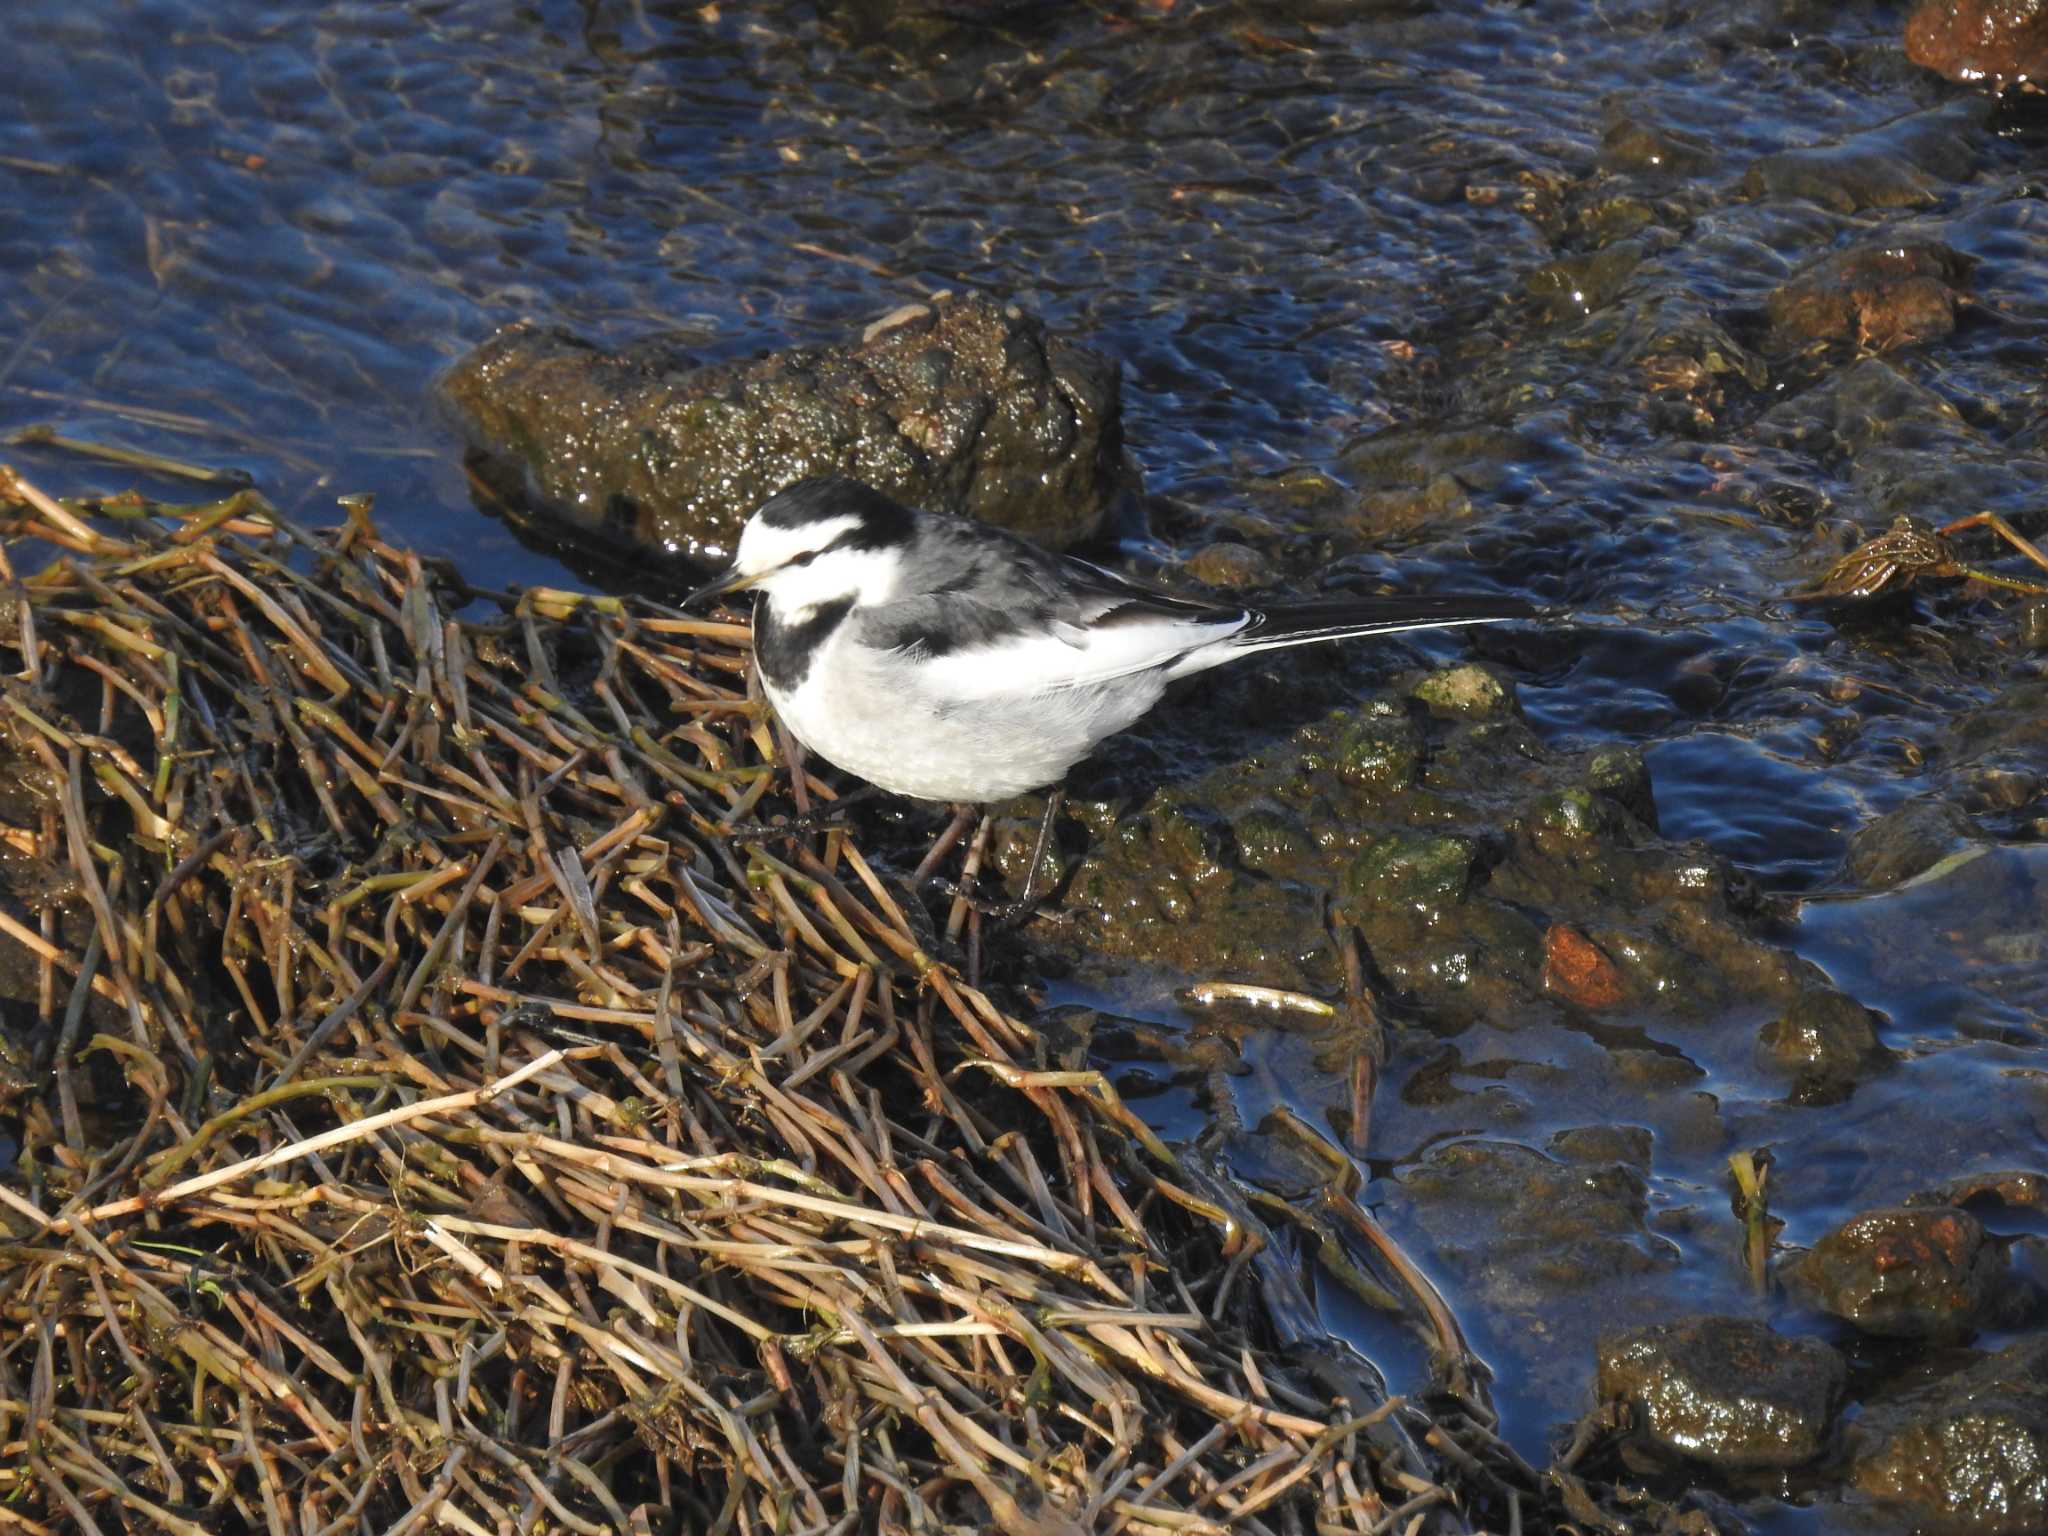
[684,566,756,609]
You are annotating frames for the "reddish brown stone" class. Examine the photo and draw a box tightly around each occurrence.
[1767,244,1971,355]
[1798,1206,2003,1340]
[1542,924,1627,1009]
[1906,0,2048,89]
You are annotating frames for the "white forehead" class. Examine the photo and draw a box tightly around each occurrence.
[736,511,863,573]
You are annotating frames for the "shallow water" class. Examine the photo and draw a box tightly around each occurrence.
[8,0,2048,1518]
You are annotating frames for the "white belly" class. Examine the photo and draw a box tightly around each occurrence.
[762,628,1168,803]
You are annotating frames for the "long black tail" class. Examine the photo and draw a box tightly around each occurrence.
[1231,592,1536,654]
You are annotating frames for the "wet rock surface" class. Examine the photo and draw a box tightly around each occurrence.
[1844,799,1981,889]
[1907,1,2048,88]
[440,295,1125,565]
[1767,243,1973,355]
[1849,1337,2048,1534]
[1794,1206,2004,1342]
[1756,987,1892,1099]
[1597,1315,1846,1468]
[1014,667,1811,1029]
[1397,1136,1671,1298]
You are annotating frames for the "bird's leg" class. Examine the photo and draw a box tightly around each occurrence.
[946,813,994,988]
[993,787,1065,932]
[779,718,811,816]
[912,803,980,887]
[921,791,1068,931]
[944,813,993,946]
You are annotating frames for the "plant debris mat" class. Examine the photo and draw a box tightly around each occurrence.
[0,470,1487,1535]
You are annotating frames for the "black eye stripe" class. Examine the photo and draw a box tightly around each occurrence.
[786,529,868,570]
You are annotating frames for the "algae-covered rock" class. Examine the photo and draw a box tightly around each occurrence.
[1844,799,1978,889]
[441,294,1127,565]
[1585,746,1658,830]
[1850,1336,2048,1534]
[1409,662,1513,718]
[1343,831,1480,915]
[1756,987,1892,1097]
[1232,804,1314,873]
[1331,710,1423,790]
[1597,1316,1846,1468]
[1029,674,1811,1037]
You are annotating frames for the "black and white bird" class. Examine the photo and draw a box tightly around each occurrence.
[690,477,1531,800]
[687,478,1531,923]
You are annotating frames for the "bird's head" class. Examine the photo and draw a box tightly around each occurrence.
[686,478,914,614]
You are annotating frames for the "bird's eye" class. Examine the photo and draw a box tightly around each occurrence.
[787,551,817,568]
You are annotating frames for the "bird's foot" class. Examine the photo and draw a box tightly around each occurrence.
[921,876,1070,931]
[923,788,1069,933]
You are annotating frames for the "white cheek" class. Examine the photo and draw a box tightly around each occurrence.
[766,563,852,612]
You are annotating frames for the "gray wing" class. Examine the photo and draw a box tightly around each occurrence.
[858,512,1247,663]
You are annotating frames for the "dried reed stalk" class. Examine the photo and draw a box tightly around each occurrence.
[0,470,1466,1535]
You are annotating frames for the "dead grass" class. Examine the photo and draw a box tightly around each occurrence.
[0,467,1464,1535]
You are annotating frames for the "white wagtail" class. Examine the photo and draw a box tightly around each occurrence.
[688,477,1532,924]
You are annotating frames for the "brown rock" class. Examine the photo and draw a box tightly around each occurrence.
[1767,244,1973,354]
[1598,1316,1846,1468]
[1797,1205,2003,1341]
[440,295,1127,566]
[1906,0,2048,89]
[1542,924,1627,1009]
[1757,987,1893,1092]
[1850,1337,2048,1533]
[1183,542,1275,591]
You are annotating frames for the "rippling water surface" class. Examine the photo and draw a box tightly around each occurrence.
[9,0,2048,1515]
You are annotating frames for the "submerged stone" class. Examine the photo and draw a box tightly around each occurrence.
[1755,355,1975,460]
[1597,1316,1846,1468]
[1345,470,1477,539]
[1598,112,1715,178]
[1767,242,1973,354]
[1184,540,1276,591]
[1844,799,1979,890]
[1756,987,1892,1095]
[1741,100,1988,214]
[1395,1138,1675,1295]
